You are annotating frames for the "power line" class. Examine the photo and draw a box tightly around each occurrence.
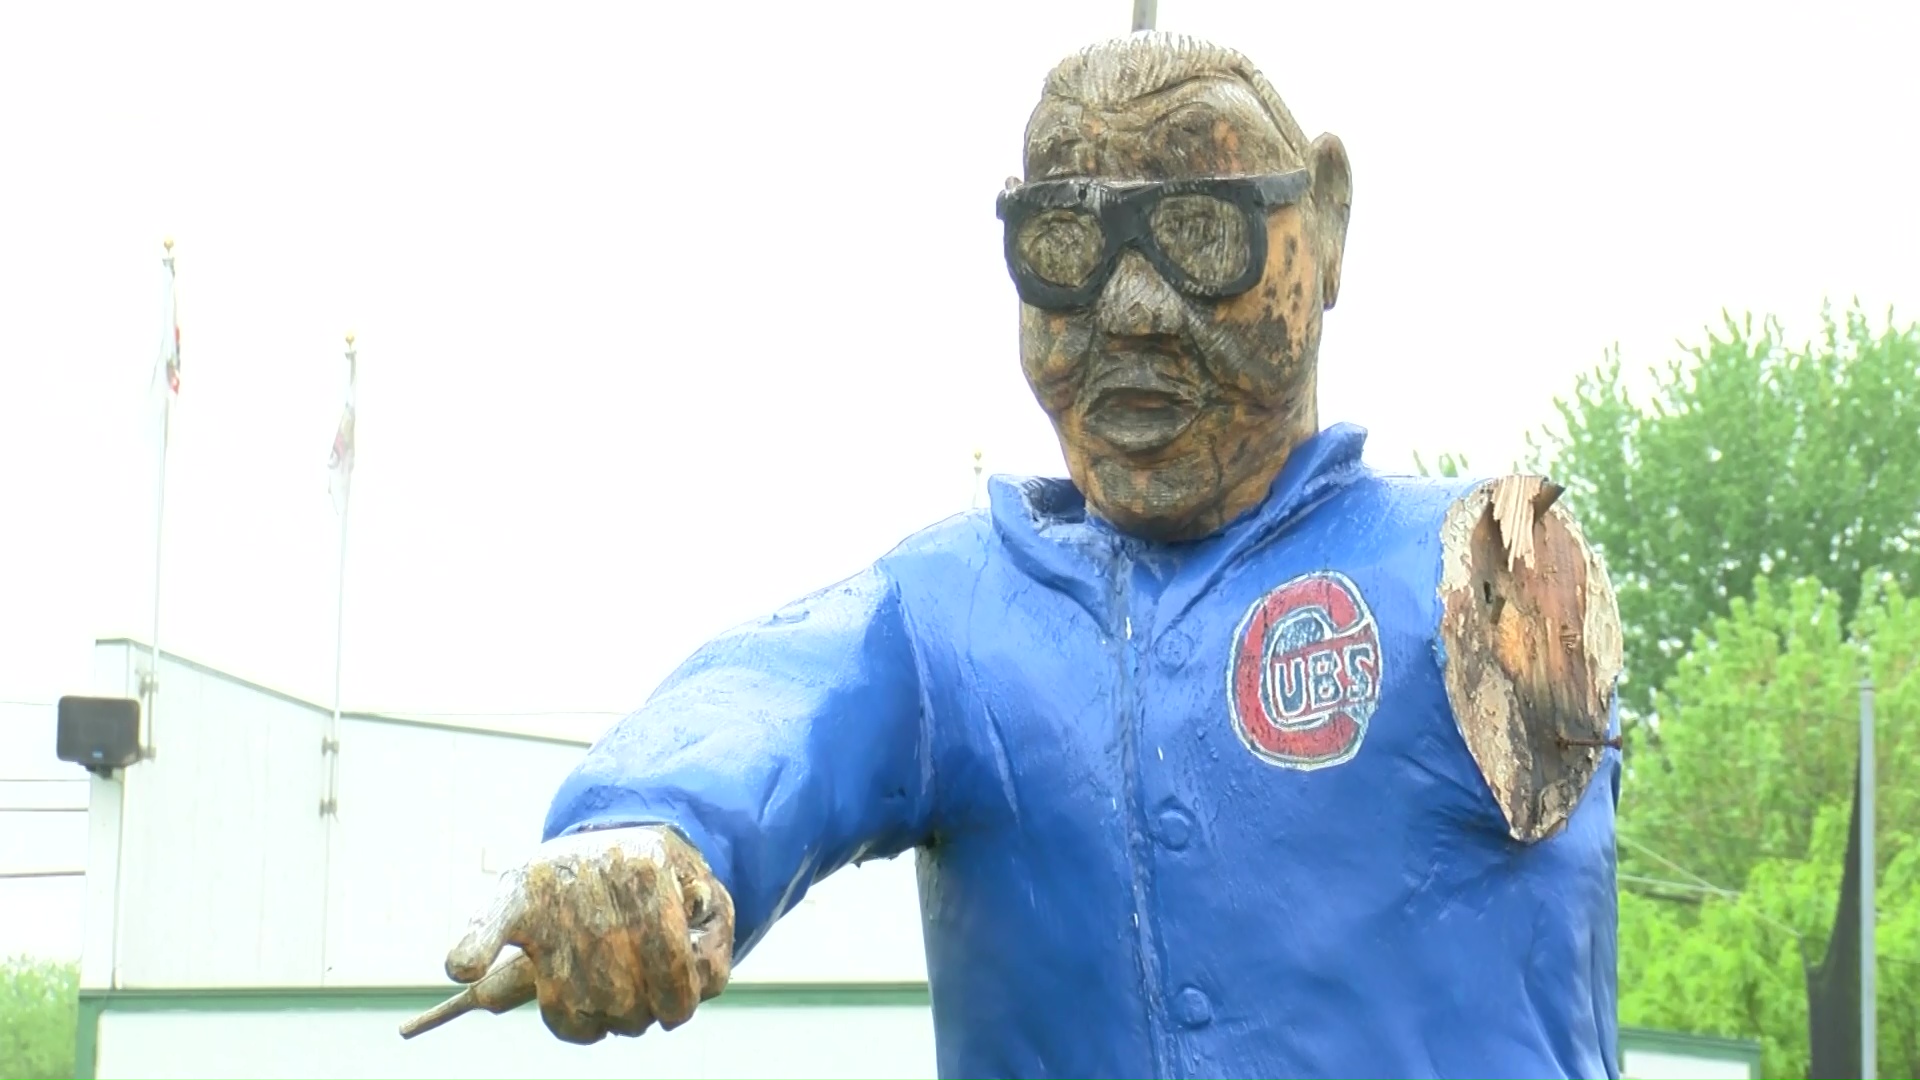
[1620,873,1738,899]
[1621,834,1734,894]
[1618,834,1810,944]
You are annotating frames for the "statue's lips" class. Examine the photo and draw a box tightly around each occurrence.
[1083,385,1199,454]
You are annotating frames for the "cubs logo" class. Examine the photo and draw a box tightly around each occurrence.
[1226,570,1382,770]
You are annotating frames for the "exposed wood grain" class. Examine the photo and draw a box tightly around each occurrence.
[1439,476,1623,842]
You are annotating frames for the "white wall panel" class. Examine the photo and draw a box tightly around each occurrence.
[95,1001,937,1080]
[0,874,85,959]
[0,796,86,870]
[0,698,90,961]
[321,718,460,986]
[1621,1048,1755,1080]
[733,853,928,984]
[0,700,71,782]
[107,646,328,987]
[321,718,592,985]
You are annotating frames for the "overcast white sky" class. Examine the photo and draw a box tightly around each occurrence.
[1,0,1916,738]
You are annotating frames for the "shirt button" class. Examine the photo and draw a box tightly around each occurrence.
[1155,806,1194,850]
[1155,629,1193,668]
[1174,986,1213,1028]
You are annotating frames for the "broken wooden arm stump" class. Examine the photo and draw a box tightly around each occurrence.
[1439,475,1624,843]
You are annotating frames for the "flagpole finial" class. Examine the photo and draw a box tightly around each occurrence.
[344,331,356,349]
[162,237,174,252]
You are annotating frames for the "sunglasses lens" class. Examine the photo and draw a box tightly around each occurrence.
[1149,194,1252,290]
[1015,209,1104,289]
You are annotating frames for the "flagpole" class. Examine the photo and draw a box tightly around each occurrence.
[316,331,356,983]
[323,332,355,818]
[143,238,178,755]
[1861,674,1876,1079]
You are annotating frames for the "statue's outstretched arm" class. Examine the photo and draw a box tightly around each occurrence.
[413,562,935,1045]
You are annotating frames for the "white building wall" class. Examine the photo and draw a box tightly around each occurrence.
[86,640,927,992]
[319,717,593,986]
[94,641,330,987]
[0,699,89,962]
[1621,1047,1756,1080]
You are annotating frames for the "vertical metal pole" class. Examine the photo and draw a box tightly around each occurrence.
[147,404,168,739]
[1861,675,1876,1080]
[145,239,176,754]
[327,465,349,809]
[324,332,356,817]
[1131,0,1156,32]
[318,332,354,984]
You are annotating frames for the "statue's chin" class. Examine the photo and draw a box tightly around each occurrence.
[1081,485,1211,545]
[1096,507,1197,543]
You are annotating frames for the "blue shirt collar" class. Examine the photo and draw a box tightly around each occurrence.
[987,423,1372,628]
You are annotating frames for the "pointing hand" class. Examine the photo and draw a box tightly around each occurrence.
[402,825,734,1045]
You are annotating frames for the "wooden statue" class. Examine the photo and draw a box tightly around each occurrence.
[408,31,1624,1079]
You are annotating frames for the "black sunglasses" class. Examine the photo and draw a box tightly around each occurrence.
[995,170,1311,311]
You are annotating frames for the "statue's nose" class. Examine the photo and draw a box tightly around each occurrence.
[1095,251,1185,337]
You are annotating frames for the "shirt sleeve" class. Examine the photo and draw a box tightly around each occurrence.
[542,562,935,961]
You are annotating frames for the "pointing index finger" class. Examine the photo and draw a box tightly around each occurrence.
[447,866,531,983]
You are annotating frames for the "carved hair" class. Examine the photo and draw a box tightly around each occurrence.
[1039,32,1310,159]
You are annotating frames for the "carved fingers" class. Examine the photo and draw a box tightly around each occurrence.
[439,825,734,1045]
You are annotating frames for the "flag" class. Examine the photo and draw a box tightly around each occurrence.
[1806,753,1865,1079]
[328,342,357,515]
[151,246,181,402]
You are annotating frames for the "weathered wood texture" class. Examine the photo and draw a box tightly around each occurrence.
[1017,34,1351,543]
[1439,475,1624,843]
[414,825,734,1045]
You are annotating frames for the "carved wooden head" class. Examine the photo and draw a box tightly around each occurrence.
[1003,33,1353,543]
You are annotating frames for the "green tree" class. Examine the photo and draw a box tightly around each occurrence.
[1411,449,1471,478]
[1525,305,1920,719]
[1616,576,1920,1078]
[0,956,77,1080]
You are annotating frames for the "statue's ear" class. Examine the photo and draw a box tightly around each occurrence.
[1309,133,1352,309]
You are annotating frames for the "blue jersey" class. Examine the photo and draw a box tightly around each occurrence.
[546,423,1621,1079]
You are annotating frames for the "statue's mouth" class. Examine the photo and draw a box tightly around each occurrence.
[1085,390,1197,454]
[1082,353,1200,455]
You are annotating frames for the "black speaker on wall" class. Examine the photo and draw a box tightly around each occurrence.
[56,696,142,775]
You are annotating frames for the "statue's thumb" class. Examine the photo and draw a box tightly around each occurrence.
[446,889,527,984]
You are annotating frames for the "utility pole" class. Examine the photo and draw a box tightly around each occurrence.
[1861,675,1877,1079]
[1132,0,1156,32]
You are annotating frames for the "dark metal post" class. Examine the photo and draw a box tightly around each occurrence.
[1862,676,1877,1079]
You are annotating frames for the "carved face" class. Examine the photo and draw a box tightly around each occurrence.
[1010,72,1350,543]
